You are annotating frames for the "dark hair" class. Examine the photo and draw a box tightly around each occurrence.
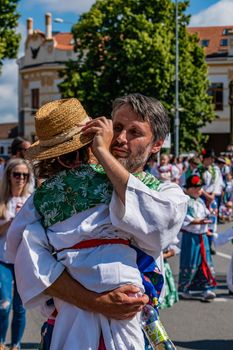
[112,93,170,142]
[11,136,30,155]
[34,146,90,179]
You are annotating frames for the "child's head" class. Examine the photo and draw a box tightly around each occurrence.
[184,175,203,198]
[160,153,170,166]
[226,201,233,208]
[25,98,93,162]
[226,172,232,181]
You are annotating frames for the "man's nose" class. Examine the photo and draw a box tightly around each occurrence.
[116,130,127,143]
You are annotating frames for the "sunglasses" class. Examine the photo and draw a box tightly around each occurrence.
[12,172,29,180]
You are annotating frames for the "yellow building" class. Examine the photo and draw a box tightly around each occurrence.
[18,13,75,140]
[189,26,233,153]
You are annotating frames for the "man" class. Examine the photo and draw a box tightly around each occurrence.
[6,94,188,348]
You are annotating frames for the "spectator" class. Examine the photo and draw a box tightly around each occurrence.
[0,158,33,350]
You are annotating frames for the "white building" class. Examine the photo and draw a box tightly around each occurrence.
[18,13,76,140]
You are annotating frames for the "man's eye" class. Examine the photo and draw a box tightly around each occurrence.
[131,130,141,136]
[113,126,122,132]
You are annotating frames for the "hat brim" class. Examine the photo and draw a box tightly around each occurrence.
[184,184,203,189]
[25,133,93,161]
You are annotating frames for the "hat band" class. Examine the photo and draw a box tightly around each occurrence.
[39,116,90,148]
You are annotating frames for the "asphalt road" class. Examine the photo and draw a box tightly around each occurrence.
[6,222,233,350]
[160,221,233,350]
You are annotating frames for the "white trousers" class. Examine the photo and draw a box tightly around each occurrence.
[50,299,145,350]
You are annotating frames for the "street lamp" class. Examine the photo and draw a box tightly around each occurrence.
[174,0,179,157]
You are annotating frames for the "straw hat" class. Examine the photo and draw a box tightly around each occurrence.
[25,98,93,160]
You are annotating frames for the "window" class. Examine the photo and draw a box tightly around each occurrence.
[222,28,233,35]
[201,39,209,47]
[208,83,223,111]
[220,39,228,46]
[31,88,40,114]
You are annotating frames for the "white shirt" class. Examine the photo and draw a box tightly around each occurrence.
[6,174,188,308]
[0,196,29,262]
[182,196,209,234]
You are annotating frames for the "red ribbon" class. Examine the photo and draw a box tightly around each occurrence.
[199,235,217,287]
[56,238,130,253]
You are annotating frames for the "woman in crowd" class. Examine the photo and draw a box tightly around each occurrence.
[0,158,33,350]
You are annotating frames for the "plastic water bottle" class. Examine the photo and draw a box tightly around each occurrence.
[140,304,176,349]
[209,199,218,233]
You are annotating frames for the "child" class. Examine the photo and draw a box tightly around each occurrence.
[219,201,233,222]
[178,174,217,301]
[159,242,179,309]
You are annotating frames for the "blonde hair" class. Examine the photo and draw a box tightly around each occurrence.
[0,158,33,219]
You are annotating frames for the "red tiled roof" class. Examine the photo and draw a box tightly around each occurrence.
[188,26,233,56]
[54,32,74,50]
[0,123,17,139]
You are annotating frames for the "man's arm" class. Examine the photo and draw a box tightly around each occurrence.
[14,220,148,320]
[82,118,129,204]
[45,270,148,320]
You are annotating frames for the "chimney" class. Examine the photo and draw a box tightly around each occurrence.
[27,18,33,36]
[45,13,52,39]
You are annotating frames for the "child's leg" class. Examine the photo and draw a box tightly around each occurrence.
[50,299,101,350]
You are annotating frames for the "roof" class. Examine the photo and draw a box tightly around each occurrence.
[53,32,74,50]
[188,26,233,57]
[0,123,18,139]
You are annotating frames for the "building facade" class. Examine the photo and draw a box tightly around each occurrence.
[189,26,233,153]
[18,13,76,140]
[18,17,233,153]
[0,123,18,157]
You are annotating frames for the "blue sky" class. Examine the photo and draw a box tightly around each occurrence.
[0,0,232,124]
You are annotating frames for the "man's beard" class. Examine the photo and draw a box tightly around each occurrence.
[115,143,153,173]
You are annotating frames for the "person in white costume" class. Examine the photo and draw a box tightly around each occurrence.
[6,95,188,350]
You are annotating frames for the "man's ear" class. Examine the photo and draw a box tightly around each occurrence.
[151,139,164,154]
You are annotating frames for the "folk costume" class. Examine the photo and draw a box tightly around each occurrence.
[178,192,216,296]
[6,97,188,350]
[6,165,187,350]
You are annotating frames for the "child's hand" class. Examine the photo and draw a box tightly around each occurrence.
[200,218,212,224]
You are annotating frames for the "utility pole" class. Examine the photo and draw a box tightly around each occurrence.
[175,0,179,157]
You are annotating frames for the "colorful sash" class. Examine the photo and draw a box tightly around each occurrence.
[34,164,164,306]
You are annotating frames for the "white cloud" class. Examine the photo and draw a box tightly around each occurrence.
[37,0,96,14]
[190,0,233,27]
[0,60,18,123]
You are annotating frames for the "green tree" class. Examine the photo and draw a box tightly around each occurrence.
[59,0,215,152]
[0,0,21,72]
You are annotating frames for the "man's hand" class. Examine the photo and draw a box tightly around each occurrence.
[82,117,113,159]
[93,285,149,320]
[45,271,148,320]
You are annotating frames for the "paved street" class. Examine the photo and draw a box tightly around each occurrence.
[160,221,233,350]
[6,222,233,350]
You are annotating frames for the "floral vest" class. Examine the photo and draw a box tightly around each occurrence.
[34,164,164,306]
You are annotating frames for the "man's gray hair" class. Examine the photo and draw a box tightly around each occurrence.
[112,93,170,141]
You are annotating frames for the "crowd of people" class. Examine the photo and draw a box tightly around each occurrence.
[0,94,232,349]
[146,147,233,303]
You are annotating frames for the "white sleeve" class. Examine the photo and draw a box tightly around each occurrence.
[14,221,65,308]
[110,174,188,257]
[5,194,41,263]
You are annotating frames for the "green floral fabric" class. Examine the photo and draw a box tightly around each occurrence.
[34,164,161,228]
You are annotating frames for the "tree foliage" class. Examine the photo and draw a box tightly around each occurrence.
[0,0,21,72]
[59,0,215,152]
